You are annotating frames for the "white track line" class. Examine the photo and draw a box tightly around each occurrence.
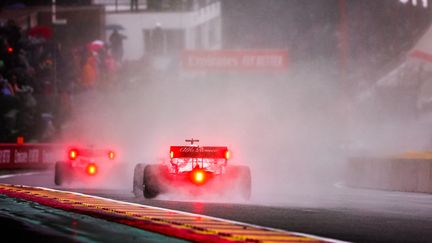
[333,181,346,189]
[30,186,349,243]
[0,172,45,179]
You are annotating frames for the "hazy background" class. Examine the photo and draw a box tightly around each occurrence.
[55,0,432,204]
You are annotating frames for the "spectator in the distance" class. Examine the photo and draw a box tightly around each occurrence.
[109,29,126,63]
[4,19,21,49]
[130,0,139,11]
[0,74,15,97]
[80,53,98,89]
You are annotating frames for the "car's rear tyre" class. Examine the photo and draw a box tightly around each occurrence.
[132,163,146,197]
[144,185,159,199]
[143,164,160,199]
[54,161,67,186]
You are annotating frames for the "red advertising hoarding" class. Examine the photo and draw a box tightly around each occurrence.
[182,50,289,70]
[0,144,63,169]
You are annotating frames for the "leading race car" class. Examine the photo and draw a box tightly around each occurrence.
[132,139,251,199]
[54,146,116,185]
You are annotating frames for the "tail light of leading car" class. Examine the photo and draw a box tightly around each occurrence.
[225,150,230,160]
[69,149,78,160]
[86,163,97,176]
[108,150,115,160]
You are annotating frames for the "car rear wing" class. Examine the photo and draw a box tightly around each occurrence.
[170,146,230,159]
[67,147,115,160]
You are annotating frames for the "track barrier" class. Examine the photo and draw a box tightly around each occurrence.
[0,144,63,169]
[347,152,432,193]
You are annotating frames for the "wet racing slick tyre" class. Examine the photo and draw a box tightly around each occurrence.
[54,161,68,186]
[132,163,146,197]
[143,164,161,199]
[228,165,252,200]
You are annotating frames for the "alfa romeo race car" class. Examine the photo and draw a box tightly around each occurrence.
[132,139,251,199]
[54,147,116,185]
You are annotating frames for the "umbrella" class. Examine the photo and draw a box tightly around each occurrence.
[88,40,105,51]
[28,25,53,40]
[106,24,124,31]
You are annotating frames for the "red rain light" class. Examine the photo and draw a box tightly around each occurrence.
[7,47,13,53]
[86,164,97,175]
[192,170,205,184]
[108,151,115,160]
[69,149,78,160]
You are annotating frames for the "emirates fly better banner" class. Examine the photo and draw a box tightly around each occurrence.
[182,50,289,70]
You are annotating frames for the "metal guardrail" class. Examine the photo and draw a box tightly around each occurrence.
[93,0,141,6]
[92,0,146,11]
[92,0,219,12]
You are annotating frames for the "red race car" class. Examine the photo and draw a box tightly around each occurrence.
[54,146,116,185]
[133,139,251,199]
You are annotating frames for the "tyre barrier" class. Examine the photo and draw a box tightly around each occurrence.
[0,144,63,170]
[347,152,432,193]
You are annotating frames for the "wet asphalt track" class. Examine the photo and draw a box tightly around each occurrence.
[2,170,432,243]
